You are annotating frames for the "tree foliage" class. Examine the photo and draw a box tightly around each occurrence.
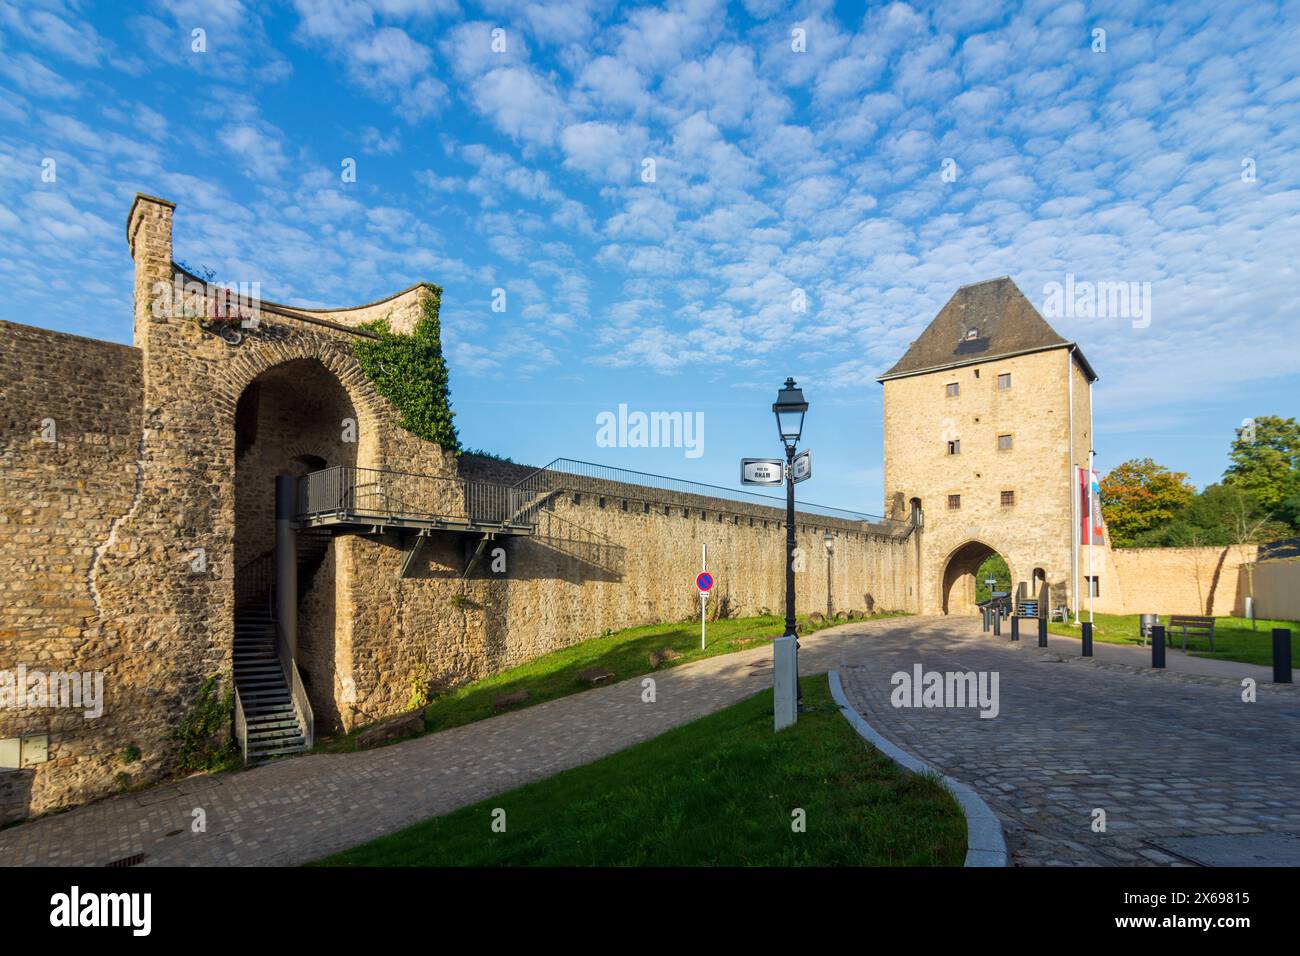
[1129,483,1285,548]
[354,286,459,451]
[1095,416,1300,550]
[1224,415,1300,512]
[1099,458,1195,546]
[975,554,1010,603]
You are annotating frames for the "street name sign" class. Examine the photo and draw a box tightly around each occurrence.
[740,458,784,485]
[792,450,812,483]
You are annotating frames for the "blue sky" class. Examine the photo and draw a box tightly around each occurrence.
[2,0,1298,513]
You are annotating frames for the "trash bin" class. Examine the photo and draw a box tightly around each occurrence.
[1140,613,1158,645]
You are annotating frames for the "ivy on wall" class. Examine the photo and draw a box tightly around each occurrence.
[172,673,236,772]
[354,286,460,452]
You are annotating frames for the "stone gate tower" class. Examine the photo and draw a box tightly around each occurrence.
[878,277,1098,616]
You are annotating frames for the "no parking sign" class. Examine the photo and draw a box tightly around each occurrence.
[696,571,713,593]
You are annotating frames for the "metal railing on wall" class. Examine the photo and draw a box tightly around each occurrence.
[508,458,907,535]
[297,465,523,528]
[234,551,274,612]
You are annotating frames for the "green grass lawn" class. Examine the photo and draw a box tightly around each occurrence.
[312,675,966,867]
[1047,613,1299,666]
[321,610,903,751]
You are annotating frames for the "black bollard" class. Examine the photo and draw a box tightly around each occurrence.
[1011,615,1020,642]
[1037,616,1047,648]
[993,608,1001,636]
[982,607,989,632]
[1273,628,1293,684]
[1152,624,1166,668]
[1082,621,1093,657]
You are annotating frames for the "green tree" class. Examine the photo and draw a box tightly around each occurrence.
[975,554,1009,603]
[354,287,459,451]
[1130,483,1287,548]
[1224,415,1300,514]
[1099,458,1195,546]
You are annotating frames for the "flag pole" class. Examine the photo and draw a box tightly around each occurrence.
[1073,463,1081,625]
[1088,450,1095,624]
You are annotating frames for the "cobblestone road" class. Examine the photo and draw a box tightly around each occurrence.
[832,619,1300,866]
[1,616,1294,866]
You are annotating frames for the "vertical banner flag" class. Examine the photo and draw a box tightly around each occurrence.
[1080,466,1104,544]
[1090,467,1104,544]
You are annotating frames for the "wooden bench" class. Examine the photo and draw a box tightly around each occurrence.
[1167,614,1216,652]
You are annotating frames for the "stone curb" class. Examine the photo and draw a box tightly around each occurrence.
[827,669,1008,868]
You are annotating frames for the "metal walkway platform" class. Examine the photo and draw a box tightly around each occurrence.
[295,465,535,536]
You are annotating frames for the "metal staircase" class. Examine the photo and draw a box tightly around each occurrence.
[233,604,306,759]
[232,530,330,761]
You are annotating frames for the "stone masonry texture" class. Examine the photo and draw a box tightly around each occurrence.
[0,194,1255,824]
[0,195,917,820]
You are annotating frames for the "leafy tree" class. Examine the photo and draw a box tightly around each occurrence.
[1130,483,1286,547]
[354,287,459,451]
[1099,458,1195,546]
[975,554,1009,603]
[1224,415,1300,513]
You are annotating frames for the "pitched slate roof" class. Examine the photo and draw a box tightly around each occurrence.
[878,276,1096,382]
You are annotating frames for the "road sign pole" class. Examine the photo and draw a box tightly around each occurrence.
[701,544,707,650]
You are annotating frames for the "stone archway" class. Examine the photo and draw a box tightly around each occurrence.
[941,540,1012,615]
[233,357,364,733]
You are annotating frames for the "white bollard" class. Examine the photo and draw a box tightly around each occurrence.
[773,635,797,731]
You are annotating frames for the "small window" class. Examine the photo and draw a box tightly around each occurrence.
[1085,575,1100,598]
[998,434,1013,451]
[945,382,959,397]
[947,439,961,455]
[974,369,980,378]
[998,372,1011,390]
[1000,490,1015,506]
[947,494,961,510]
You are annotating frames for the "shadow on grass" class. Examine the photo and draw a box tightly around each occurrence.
[321,611,905,753]
[312,674,965,867]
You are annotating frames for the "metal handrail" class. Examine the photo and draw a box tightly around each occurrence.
[508,458,907,534]
[274,619,314,750]
[234,550,274,612]
[233,686,248,765]
[297,465,524,528]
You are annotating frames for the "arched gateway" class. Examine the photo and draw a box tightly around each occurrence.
[878,276,1102,616]
[940,540,1011,616]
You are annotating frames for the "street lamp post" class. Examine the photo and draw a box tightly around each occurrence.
[824,530,834,618]
[773,377,808,707]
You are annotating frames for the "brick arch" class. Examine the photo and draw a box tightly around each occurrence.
[939,539,1015,615]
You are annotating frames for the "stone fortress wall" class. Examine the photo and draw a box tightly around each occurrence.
[3,193,1256,824]
[0,195,918,821]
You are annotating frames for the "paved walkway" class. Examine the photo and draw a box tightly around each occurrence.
[833,619,1300,866]
[1,616,1295,866]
